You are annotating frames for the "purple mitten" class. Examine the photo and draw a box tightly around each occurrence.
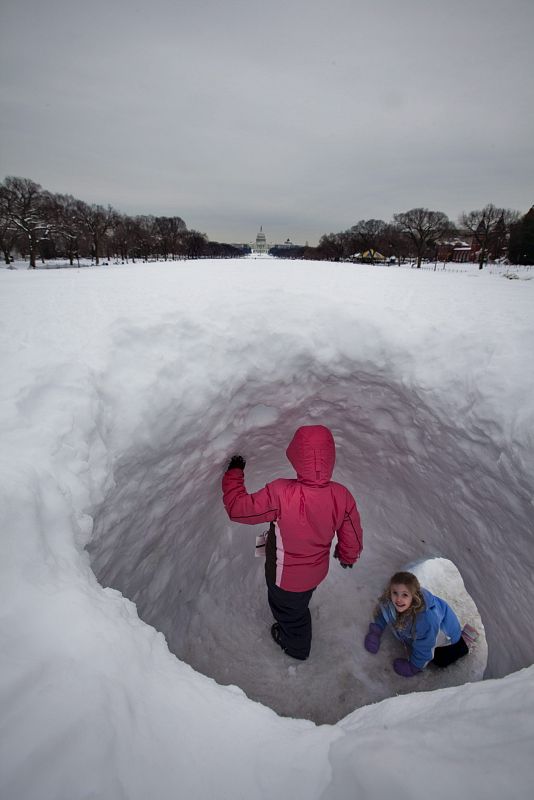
[393,657,421,677]
[364,623,383,654]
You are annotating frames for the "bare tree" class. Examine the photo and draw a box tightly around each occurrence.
[130,215,158,261]
[153,216,170,260]
[1,176,47,268]
[317,232,348,261]
[393,207,452,268]
[350,219,388,262]
[459,204,520,269]
[109,213,142,263]
[43,192,86,265]
[0,184,19,264]
[182,229,207,259]
[74,201,114,264]
[381,223,411,265]
[509,206,534,265]
[168,217,187,260]
[153,216,187,261]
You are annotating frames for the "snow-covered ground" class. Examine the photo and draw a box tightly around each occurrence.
[1,257,533,799]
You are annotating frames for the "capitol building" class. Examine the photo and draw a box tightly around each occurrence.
[248,227,299,255]
[253,226,268,254]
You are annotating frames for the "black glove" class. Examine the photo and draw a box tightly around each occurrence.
[227,454,246,471]
[334,543,353,569]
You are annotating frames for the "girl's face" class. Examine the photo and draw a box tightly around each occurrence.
[390,583,414,613]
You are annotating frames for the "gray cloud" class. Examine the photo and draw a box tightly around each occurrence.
[1,0,533,245]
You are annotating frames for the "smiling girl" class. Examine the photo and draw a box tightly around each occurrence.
[364,571,470,677]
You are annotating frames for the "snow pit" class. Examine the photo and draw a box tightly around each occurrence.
[87,362,497,722]
[1,259,534,797]
[84,286,532,722]
[81,254,534,722]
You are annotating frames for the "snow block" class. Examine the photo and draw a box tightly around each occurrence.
[405,557,487,682]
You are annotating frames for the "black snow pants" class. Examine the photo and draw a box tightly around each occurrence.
[431,635,469,668]
[264,522,316,660]
[266,579,315,660]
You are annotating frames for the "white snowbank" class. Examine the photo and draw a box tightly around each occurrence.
[1,258,533,798]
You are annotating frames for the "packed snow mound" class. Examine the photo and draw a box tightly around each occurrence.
[361,557,487,690]
[1,259,533,799]
[406,557,486,668]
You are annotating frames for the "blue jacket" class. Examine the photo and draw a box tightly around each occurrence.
[374,588,462,669]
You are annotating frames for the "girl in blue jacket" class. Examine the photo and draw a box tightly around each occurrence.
[364,571,469,677]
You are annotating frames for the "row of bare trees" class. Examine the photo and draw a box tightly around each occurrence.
[2,176,528,269]
[0,176,244,268]
[313,205,522,268]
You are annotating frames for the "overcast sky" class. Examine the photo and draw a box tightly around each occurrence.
[1,0,533,245]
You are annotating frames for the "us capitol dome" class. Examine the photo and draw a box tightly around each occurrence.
[254,226,268,254]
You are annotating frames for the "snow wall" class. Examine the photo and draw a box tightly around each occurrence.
[1,259,533,798]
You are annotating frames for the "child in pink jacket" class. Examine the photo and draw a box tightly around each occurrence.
[222,425,363,660]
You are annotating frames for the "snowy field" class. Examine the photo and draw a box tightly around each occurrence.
[1,256,533,799]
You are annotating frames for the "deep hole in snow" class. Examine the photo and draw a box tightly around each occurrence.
[88,364,531,724]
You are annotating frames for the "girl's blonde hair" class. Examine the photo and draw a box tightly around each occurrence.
[377,571,425,631]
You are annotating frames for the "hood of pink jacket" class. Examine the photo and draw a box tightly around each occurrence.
[286,425,336,486]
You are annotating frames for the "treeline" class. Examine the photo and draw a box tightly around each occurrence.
[0,176,247,268]
[273,205,534,268]
[3,176,532,269]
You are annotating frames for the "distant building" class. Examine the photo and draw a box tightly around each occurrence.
[273,238,296,250]
[254,226,268,254]
[269,238,306,259]
[436,238,478,263]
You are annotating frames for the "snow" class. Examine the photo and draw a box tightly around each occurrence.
[1,258,533,799]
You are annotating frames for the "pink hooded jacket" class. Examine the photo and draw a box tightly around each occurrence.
[222,425,363,592]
